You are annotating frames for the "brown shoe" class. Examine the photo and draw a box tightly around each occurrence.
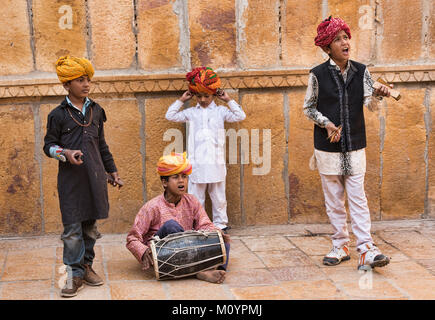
[61,276,84,298]
[83,264,104,286]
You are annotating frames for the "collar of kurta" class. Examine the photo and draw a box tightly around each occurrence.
[328,58,357,73]
[64,96,91,115]
[195,101,217,110]
[60,96,93,109]
[161,193,186,208]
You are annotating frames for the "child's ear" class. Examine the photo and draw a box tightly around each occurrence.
[63,82,70,91]
[321,46,330,55]
[161,179,168,189]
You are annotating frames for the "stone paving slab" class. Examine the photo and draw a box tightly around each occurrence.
[0,219,434,300]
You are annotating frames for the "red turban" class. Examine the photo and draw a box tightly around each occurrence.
[186,67,221,95]
[314,16,351,47]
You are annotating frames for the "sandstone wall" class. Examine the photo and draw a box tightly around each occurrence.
[0,0,434,236]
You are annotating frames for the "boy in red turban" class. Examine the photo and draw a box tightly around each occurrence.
[303,17,392,271]
[165,67,246,233]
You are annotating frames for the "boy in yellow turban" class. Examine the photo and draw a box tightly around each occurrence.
[166,67,246,233]
[43,56,124,297]
[126,152,230,284]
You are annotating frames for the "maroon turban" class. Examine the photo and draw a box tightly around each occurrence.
[314,16,351,47]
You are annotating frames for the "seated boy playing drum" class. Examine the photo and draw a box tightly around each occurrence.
[126,152,230,284]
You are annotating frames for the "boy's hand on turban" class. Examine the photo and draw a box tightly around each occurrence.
[179,90,193,103]
[216,89,231,103]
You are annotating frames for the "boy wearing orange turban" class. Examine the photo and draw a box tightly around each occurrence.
[165,67,246,232]
[43,56,124,297]
[126,152,230,284]
[303,17,392,271]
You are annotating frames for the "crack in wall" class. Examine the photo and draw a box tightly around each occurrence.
[132,0,139,69]
[423,86,432,218]
[173,0,191,71]
[278,0,284,62]
[421,0,432,60]
[283,91,290,223]
[235,0,249,70]
[84,0,93,61]
[26,0,36,70]
[136,94,147,203]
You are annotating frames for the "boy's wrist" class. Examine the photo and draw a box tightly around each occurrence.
[58,148,67,162]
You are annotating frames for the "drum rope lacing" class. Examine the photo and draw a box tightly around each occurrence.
[152,230,225,279]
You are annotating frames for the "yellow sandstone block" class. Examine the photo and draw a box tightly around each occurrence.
[136,0,182,70]
[240,92,288,225]
[32,0,88,72]
[0,1,33,75]
[282,0,323,68]
[381,87,426,219]
[89,0,136,70]
[288,89,327,223]
[95,96,143,233]
[239,0,280,68]
[379,0,423,63]
[0,105,41,235]
[188,0,236,69]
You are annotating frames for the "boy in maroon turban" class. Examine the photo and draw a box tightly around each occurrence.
[303,16,392,271]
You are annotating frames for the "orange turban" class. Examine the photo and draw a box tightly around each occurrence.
[55,55,95,83]
[186,67,221,95]
[157,152,192,176]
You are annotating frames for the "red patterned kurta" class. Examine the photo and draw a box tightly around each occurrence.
[126,193,217,262]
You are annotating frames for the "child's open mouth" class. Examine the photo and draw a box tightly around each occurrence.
[178,185,185,191]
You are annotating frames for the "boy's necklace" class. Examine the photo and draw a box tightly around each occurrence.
[67,105,93,127]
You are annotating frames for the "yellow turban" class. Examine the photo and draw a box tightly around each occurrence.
[157,152,192,176]
[55,55,95,83]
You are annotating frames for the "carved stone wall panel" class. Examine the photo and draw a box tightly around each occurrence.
[0,66,434,99]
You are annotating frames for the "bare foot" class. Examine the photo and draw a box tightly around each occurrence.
[196,269,226,284]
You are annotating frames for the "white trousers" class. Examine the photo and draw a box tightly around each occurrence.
[319,173,373,253]
[188,180,228,229]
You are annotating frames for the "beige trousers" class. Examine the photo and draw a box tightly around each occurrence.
[319,173,373,253]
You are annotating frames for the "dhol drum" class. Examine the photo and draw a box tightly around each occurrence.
[149,230,227,280]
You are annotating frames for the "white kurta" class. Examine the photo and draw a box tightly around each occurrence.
[165,99,246,183]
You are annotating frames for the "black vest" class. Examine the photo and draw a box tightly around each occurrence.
[311,60,366,152]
